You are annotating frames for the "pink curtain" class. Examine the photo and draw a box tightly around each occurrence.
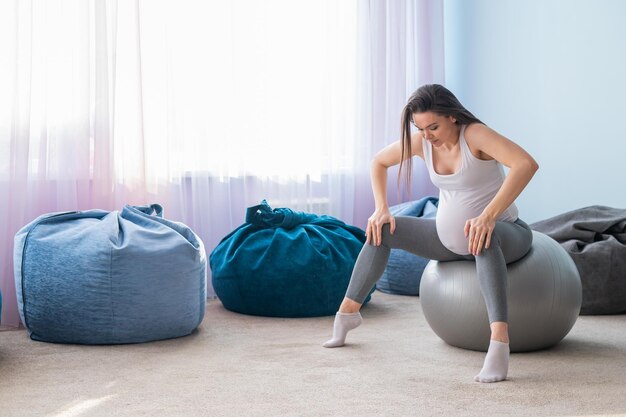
[0,0,444,327]
[353,0,443,224]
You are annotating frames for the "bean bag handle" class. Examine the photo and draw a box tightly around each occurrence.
[132,204,164,218]
[245,200,317,230]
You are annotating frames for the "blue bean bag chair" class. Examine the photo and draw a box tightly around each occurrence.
[14,204,206,344]
[210,200,371,317]
[376,196,439,296]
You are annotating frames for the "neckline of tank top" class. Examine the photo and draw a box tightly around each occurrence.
[428,125,466,178]
[428,125,496,177]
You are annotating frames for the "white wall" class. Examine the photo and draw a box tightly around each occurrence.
[444,0,626,223]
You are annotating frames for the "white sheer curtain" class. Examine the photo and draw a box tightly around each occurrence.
[354,0,443,224]
[0,0,443,327]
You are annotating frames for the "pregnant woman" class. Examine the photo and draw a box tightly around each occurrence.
[323,84,539,383]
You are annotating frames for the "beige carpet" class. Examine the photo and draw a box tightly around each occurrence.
[1,291,626,417]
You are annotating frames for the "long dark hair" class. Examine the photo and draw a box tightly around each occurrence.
[398,84,483,190]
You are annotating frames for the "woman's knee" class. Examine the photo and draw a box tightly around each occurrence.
[380,223,394,245]
[482,225,532,262]
[475,242,502,260]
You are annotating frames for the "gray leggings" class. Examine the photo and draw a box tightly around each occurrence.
[346,216,533,323]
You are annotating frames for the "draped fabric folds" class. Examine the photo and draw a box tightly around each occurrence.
[0,0,443,326]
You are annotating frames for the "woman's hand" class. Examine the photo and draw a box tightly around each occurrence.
[464,213,496,256]
[366,207,396,246]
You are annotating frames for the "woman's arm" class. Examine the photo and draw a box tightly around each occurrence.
[463,123,539,255]
[367,133,423,245]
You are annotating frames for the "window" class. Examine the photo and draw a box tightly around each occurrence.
[0,1,358,182]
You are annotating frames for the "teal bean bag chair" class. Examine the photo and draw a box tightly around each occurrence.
[209,200,371,317]
[376,196,439,296]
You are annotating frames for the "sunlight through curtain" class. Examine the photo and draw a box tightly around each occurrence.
[0,0,443,327]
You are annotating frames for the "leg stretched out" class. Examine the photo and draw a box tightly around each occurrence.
[323,216,465,348]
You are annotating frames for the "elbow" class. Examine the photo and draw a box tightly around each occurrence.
[525,157,539,177]
[370,157,379,171]
[371,155,386,170]
[513,157,538,177]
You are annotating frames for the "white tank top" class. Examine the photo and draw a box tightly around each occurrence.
[423,125,518,255]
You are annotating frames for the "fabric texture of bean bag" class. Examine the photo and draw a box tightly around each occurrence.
[375,196,439,296]
[530,205,626,314]
[210,200,370,317]
[14,204,207,344]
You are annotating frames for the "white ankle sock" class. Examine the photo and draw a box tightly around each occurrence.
[322,312,362,348]
[474,340,509,383]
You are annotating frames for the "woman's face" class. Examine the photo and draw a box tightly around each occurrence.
[412,112,458,147]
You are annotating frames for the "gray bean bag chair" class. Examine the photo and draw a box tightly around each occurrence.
[531,205,626,315]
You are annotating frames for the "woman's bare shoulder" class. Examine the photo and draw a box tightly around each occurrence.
[463,122,492,140]
[464,122,534,167]
[464,123,496,160]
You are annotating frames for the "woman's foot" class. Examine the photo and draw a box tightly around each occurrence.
[322,312,362,348]
[475,321,510,383]
[474,339,509,383]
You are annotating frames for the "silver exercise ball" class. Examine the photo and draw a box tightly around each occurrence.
[419,231,582,353]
